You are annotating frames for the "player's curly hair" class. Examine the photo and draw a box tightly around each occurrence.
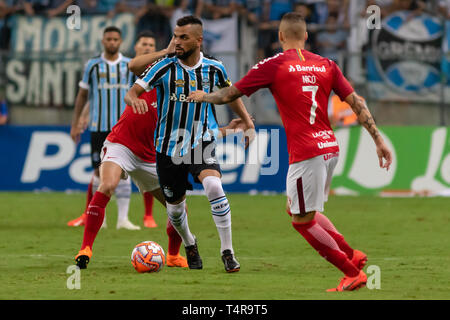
[103,26,122,36]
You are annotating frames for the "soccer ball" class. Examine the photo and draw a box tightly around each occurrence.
[131,241,166,273]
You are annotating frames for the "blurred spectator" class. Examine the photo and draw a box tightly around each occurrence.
[0,97,8,125]
[23,0,50,14]
[76,0,100,13]
[24,0,76,16]
[0,0,30,49]
[236,0,263,25]
[315,12,347,63]
[293,1,319,51]
[315,0,350,29]
[439,0,450,18]
[135,0,175,48]
[47,0,76,17]
[256,0,295,60]
[0,0,28,18]
[384,0,426,17]
[106,0,148,19]
[170,0,203,31]
[202,0,237,19]
[265,0,293,21]
[96,0,118,13]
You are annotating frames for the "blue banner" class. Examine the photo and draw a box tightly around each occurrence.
[0,125,289,193]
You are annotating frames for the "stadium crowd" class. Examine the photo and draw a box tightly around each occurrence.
[0,0,446,127]
[0,0,443,58]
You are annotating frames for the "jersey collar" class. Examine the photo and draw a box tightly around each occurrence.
[101,52,123,66]
[177,52,204,71]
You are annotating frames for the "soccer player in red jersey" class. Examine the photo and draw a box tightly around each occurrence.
[188,12,393,291]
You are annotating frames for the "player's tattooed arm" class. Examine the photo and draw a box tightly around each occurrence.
[346,92,380,142]
[188,87,255,147]
[188,86,244,105]
[345,92,393,170]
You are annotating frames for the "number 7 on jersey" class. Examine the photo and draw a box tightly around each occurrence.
[302,85,318,125]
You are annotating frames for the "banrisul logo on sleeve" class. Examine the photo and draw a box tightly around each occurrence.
[371,11,442,94]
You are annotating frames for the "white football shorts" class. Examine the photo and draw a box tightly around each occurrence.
[100,140,160,193]
[286,152,339,215]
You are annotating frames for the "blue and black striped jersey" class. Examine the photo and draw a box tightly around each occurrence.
[79,52,133,132]
[135,52,232,157]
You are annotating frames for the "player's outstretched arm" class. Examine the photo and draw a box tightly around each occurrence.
[345,92,392,170]
[128,38,175,76]
[189,86,255,147]
[188,85,243,105]
[125,84,148,114]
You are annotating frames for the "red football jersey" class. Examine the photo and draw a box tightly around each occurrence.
[107,89,158,163]
[235,49,354,164]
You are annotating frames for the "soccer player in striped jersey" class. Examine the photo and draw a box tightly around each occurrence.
[69,26,140,230]
[74,32,253,270]
[188,12,393,291]
[125,15,255,272]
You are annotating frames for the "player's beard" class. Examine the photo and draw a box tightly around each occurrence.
[176,47,196,60]
[105,47,120,56]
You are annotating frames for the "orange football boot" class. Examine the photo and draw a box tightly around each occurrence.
[351,250,368,271]
[326,270,367,292]
[143,216,158,228]
[67,213,86,227]
[166,253,189,268]
[75,246,92,269]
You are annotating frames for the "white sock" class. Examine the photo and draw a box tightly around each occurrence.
[202,176,233,254]
[115,177,131,222]
[166,199,195,246]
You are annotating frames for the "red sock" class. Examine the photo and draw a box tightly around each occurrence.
[166,218,183,255]
[81,191,110,250]
[314,212,354,260]
[84,177,94,212]
[292,220,359,277]
[143,192,154,217]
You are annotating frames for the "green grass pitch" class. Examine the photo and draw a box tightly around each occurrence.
[0,192,449,300]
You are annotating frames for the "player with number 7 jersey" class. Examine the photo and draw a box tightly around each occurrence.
[187,12,393,292]
[233,48,347,164]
